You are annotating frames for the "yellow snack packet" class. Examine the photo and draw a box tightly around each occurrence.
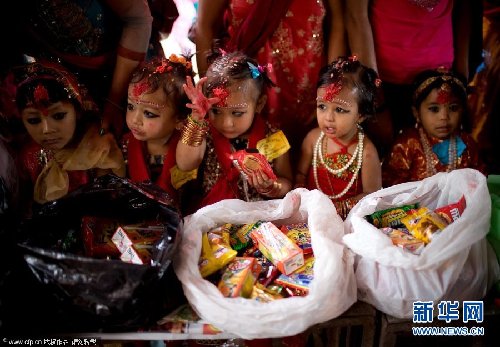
[208,225,237,270]
[256,130,290,161]
[402,207,448,244]
[198,232,220,278]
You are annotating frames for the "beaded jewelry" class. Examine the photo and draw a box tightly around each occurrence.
[414,75,465,103]
[316,97,353,108]
[419,127,457,176]
[312,125,364,199]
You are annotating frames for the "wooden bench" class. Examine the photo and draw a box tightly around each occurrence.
[307,301,377,347]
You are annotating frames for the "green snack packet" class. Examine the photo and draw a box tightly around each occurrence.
[366,204,419,228]
[229,222,261,251]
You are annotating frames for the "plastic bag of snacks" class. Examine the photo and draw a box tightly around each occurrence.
[344,169,500,318]
[8,175,182,333]
[174,189,356,339]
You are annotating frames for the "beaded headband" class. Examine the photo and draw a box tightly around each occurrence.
[316,96,353,108]
[414,75,466,103]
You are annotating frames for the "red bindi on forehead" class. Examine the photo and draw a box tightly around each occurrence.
[323,82,343,102]
[212,86,230,107]
[436,84,452,104]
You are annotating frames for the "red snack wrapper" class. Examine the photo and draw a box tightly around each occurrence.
[230,149,277,181]
[434,195,466,224]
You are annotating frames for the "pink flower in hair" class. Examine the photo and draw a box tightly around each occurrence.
[258,63,273,74]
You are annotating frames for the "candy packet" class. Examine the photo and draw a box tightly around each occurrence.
[275,256,315,294]
[380,227,425,255]
[250,222,304,275]
[435,195,466,224]
[401,207,448,244]
[218,257,260,298]
[230,149,277,181]
[365,204,419,228]
[281,223,312,255]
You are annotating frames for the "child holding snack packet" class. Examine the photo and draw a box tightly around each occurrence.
[12,61,125,206]
[176,51,293,210]
[383,68,486,187]
[122,55,195,204]
[295,56,382,219]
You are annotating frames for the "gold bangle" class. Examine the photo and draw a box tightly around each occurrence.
[181,114,209,146]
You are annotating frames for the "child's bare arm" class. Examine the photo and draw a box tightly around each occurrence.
[358,136,382,197]
[176,76,219,171]
[295,129,317,188]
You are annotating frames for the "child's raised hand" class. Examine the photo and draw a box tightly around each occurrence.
[183,76,220,120]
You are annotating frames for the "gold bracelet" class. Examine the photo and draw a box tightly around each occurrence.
[181,114,209,146]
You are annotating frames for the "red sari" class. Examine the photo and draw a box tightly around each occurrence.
[224,0,327,146]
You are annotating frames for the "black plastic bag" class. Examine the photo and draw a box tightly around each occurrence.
[5,175,184,334]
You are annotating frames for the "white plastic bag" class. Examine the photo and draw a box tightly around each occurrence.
[343,169,500,318]
[174,189,357,339]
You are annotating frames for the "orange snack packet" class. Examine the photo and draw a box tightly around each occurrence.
[218,257,259,298]
[250,222,304,275]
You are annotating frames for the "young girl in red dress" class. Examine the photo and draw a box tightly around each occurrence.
[382,68,486,187]
[176,51,293,212]
[122,55,194,206]
[295,56,382,219]
[13,61,125,206]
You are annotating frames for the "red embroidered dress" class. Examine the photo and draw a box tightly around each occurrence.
[198,115,273,209]
[121,131,179,202]
[305,138,362,201]
[382,127,486,187]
